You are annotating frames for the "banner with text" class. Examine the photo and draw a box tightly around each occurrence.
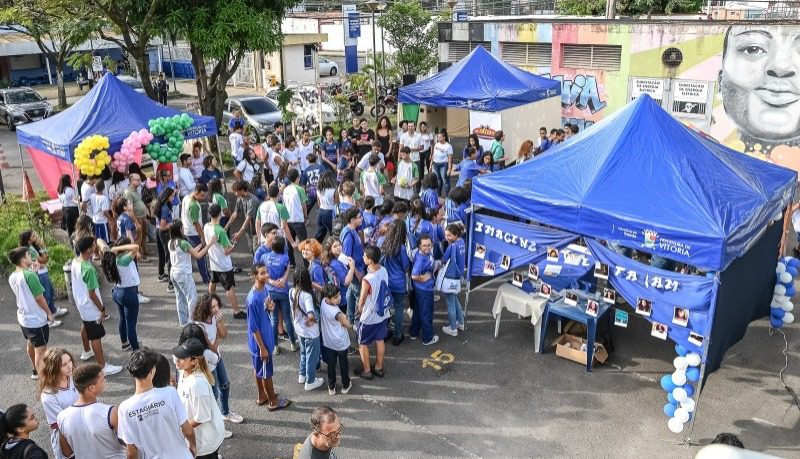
[469,111,502,153]
[587,239,715,354]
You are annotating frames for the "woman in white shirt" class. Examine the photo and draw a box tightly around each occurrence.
[234,148,260,184]
[315,170,338,241]
[418,121,433,180]
[282,136,300,169]
[58,174,79,236]
[291,268,324,392]
[430,132,453,197]
[101,237,142,351]
[37,348,78,459]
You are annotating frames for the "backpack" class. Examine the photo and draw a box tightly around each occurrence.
[323,262,341,290]
[375,277,393,317]
[332,204,346,239]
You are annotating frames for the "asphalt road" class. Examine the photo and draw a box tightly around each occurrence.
[0,197,798,458]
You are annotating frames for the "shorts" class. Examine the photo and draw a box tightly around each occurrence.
[252,353,274,379]
[93,222,109,242]
[20,325,49,348]
[82,320,106,341]
[385,161,395,174]
[357,319,388,345]
[211,271,236,291]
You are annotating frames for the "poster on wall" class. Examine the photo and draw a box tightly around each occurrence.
[469,111,502,152]
[671,80,712,119]
[629,77,665,106]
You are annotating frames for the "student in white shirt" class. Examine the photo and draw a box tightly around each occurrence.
[205,204,245,318]
[37,348,77,459]
[229,124,245,163]
[360,154,387,206]
[291,268,324,391]
[58,363,126,459]
[430,132,454,197]
[89,180,112,243]
[282,136,301,169]
[118,348,197,459]
[356,141,386,172]
[169,221,217,326]
[392,146,419,202]
[418,121,433,179]
[234,148,260,184]
[178,154,197,198]
[320,284,352,395]
[57,174,80,236]
[79,175,96,215]
[283,168,309,244]
[173,338,226,459]
[298,129,316,172]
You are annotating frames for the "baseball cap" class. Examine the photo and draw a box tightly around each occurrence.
[171,338,205,359]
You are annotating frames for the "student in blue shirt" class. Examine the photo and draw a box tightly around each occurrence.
[480,152,499,173]
[300,239,326,296]
[408,200,445,258]
[444,186,470,227]
[419,173,441,213]
[409,234,438,346]
[440,223,466,337]
[253,223,278,266]
[362,196,378,243]
[264,236,297,354]
[302,154,327,213]
[320,127,339,171]
[322,237,356,314]
[340,207,365,323]
[380,220,412,346]
[453,147,485,187]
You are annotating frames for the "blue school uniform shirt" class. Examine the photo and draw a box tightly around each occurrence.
[328,259,349,302]
[159,203,173,226]
[253,245,272,266]
[337,202,364,232]
[321,140,339,167]
[302,164,326,200]
[444,199,467,226]
[246,285,274,355]
[408,217,444,247]
[455,159,482,187]
[411,251,434,291]
[117,213,137,240]
[200,168,222,185]
[264,251,290,293]
[309,259,325,287]
[362,211,377,242]
[340,226,365,275]
[539,138,552,153]
[383,248,411,293]
[443,238,466,278]
[421,188,439,212]
[156,180,180,206]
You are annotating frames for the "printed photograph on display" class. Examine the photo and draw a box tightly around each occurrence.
[651,321,669,340]
[483,260,496,276]
[546,247,559,262]
[688,331,705,347]
[475,244,486,259]
[539,282,553,299]
[500,255,511,271]
[602,287,616,304]
[594,262,609,279]
[673,307,690,327]
[543,264,562,277]
[614,309,629,328]
[565,291,578,306]
[586,299,599,317]
[528,263,539,280]
[512,272,524,287]
[636,298,653,317]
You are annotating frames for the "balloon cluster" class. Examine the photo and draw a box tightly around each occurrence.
[660,344,701,434]
[145,113,194,163]
[115,129,154,173]
[772,256,797,328]
[73,135,111,176]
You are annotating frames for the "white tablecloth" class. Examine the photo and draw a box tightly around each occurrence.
[492,283,548,352]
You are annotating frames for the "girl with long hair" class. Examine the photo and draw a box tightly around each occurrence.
[290,267,323,391]
[156,186,177,287]
[516,139,534,165]
[37,348,77,459]
[380,220,412,345]
[300,239,326,296]
[71,215,94,255]
[321,237,356,314]
[282,136,300,170]
[234,147,260,184]
[315,170,338,242]
[169,221,217,326]
[108,170,128,200]
[193,293,243,425]
[200,155,222,185]
[419,172,441,214]
[462,134,484,159]
[481,151,497,173]
[408,198,445,258]
[100,237,142,351]
[430,131,453,197]
[0,404,48,458]
[376,115,395,180]
[58,174,79,236]
[440,223,466,337]
[19,230,65,324]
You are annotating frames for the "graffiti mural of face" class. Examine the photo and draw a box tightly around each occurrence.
[720,26,800,143]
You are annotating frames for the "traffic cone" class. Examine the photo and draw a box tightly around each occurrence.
[22,171,35,202]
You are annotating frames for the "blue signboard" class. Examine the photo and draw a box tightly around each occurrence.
[455,11,468,21]
[348,12,361,38]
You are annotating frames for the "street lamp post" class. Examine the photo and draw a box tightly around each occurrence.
[378,1,387,88]
[366,0,380,119]
[447,0,458,21]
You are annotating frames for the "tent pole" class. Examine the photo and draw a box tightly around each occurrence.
[682,272,720,445]
[18,144,32,215]
[215,136,228,194]
[463,203,476,329]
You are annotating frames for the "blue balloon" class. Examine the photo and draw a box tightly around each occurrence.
[675,344,688,356]
[661,375,677,392]
[772,308,786,319]
[785,286,796,297]
[664,403,677,418]
[787,266,798,277]
[771,318,784,328]
[667,393,676,404]
[788,259,800,269]
[686,367,701,382]
[683,384,695,398]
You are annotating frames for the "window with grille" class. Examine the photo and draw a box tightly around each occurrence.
[561,44,622,71]
[447,42,490,62]
[501,43,552,67]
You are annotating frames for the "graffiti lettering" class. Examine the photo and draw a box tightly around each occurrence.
[541,73,607,114]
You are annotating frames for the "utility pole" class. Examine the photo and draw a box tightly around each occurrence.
[605,0,617,19]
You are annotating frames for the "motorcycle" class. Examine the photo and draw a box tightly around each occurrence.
[369,84,398,118]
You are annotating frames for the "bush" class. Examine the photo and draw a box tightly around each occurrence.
[0,194,74,296]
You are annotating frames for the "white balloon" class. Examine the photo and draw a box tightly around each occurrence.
[773,212,782,222]
[781,302,794,312]
[671,370,687,386]
[673,356,688,370]
[685,352,702,367]
[780,272,793,284]
[668,417,685,433]
[784,312,795,324]
[681,398,696,412]
[674,407,690,423]
[673,387,688,403]
[777,263,787,274]
[775,285,787,296]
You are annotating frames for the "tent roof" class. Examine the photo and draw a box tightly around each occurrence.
[471,94,796,271]
[17,73,217,162]
[398,45,560,112]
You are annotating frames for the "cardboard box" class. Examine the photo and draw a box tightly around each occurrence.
[552,334,609,366]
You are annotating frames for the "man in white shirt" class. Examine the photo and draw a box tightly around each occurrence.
[177,154,196,198]
[229,123,245,163]
[283,168,309,246]
[399,121,423,163]
[298,129,316,172]
[356,141,386,173]
[118,348,196,459]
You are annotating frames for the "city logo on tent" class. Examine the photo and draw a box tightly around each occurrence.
[644,229,659,249]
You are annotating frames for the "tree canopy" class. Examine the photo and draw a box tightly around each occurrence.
[377,0,438,77]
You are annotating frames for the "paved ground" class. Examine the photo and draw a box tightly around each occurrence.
[0,197,798,458]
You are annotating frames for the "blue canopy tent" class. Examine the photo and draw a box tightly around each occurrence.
[468,94,796,440]
[16,73,217,197]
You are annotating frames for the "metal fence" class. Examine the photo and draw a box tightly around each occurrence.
[162,45,256,87]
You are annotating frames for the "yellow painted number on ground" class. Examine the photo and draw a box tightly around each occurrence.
[422,349,455,370]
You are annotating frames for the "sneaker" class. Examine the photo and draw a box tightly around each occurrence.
[423,335,440,346]
[30,369,38,380]
[103,363,123,376]
[434,294,441,302]
[278,334,290,341]
[298,375,306,384]
[223,412,244,424]
[138,294,151,304]
[158,274,169,283]
[341,382,352,394]
[232,266,243,274]
[272,347,281,356]
[80,350,95,361]
[289,341,298,352]
[304,378,324,391]
[48,319,62,329]
[347,346,358,355]
[409,335,418,340]
[54,307,68,318]
[233,311,247,320]
[457,322,465,331]
[103,313,112,321]
[328,386,336,395]
[442,326,458,337]
[392,335,404,346]
[167,283,174,292]
[224,430,233,439]
[121,342,131,351]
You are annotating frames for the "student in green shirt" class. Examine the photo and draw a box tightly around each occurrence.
[168,222,217,327]
[209,178,231,228]
[490,130,506,170]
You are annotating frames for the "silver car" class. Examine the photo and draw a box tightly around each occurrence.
[0,87,53,130]
[220,96,282,143]
[319,57,338,77]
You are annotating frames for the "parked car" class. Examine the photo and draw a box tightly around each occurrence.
[319,57,338,77]
[265,86,336,129]
[220,95,282,143]
[117,75,146,94]
[0,87,53,131]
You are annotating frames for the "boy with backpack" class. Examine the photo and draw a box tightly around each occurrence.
[354,245,392,380]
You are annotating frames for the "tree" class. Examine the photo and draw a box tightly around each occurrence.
[0,0,95,108]
[557,0,606,15]
[377,0,437,77]
[162,0,299,127]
